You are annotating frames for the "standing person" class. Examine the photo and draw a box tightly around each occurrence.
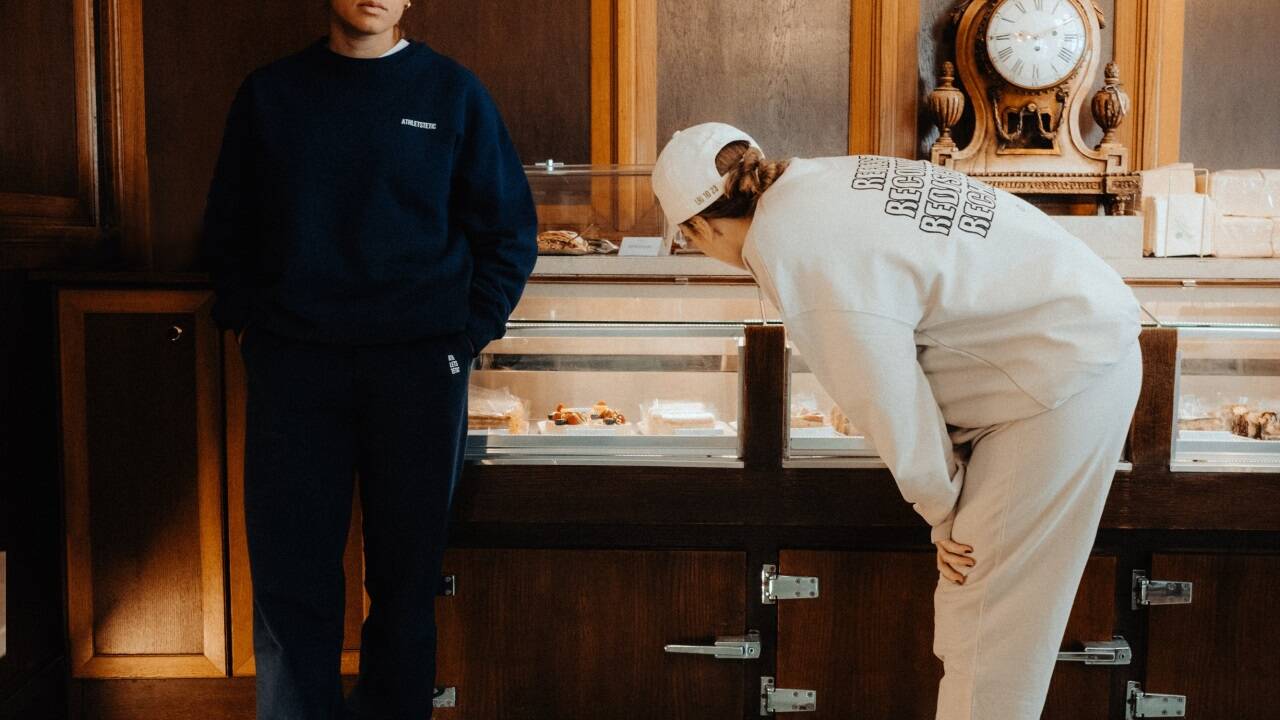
[652,123,1142,720]
[199,1,537,717]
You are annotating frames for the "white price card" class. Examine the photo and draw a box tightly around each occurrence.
[618,236,665,257]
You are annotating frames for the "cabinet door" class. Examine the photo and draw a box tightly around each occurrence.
[223,333,369,676]
[777,550,942,719]
[1146,553,1280,720]
[435,549,746,720]
[1041,555,1118,720]
[776,551,1117,719]
[58,290,226,678]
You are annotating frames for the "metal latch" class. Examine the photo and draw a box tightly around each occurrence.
[432,687,456,708]
[1132,570,1193,609]
[761,564,820,604]
[1126,681,1186,719]
[665,630,761,661]
[1056,636,1132,665]
[439,575,456,597]
[760,677,816,715]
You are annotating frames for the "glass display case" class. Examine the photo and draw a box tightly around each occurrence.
[526,163,672,255]
[786,344,879,462]
[466,321,745,462]
[1135,285,1280,472]
[1171,326,1280,472]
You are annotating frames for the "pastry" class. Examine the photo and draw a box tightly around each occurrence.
[467,387,528,434]
[545,402,627,427]
[647,409,717,434]
[537,229,591,254]
[790,405,826,428]
[1229,405,1279,440]
[547,403,590,426]
[831,405,860,436]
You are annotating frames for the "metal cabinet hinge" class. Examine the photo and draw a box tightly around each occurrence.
[1132,570,1192,610]
[1126,681,1186,719]
[432,687,456,708]
[1056,636,1132,665]
[439,575,456,597]
[760,676,816,715]
[761,564,820,605]
[665,630,761,661]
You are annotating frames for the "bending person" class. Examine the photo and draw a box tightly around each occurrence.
[652,123,1142,720]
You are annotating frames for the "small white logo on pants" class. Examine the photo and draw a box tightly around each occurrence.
[402,118,437,130]
[448,354,460,374]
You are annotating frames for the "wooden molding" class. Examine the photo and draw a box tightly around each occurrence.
[741,324,788,471]
[1130,327,1178,468]
[0,0,100,233]
[100,0,153,267]
[59,289,227,678]
[1113,0,1185,170]
[590,0,658,164]
[849,0,920,157]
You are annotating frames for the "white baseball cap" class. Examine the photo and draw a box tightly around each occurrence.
[652,122,762,231]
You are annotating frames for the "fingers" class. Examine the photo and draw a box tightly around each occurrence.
[937,555,965,584]
[939,538,974,555]
[939,547,976,569]
[935,538,976,585]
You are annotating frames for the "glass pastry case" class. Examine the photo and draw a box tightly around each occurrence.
[526,162,671,255]
[466,321,745,462]
[1135,285,1280,472]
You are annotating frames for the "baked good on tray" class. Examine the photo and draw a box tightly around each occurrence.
[537,230,591,255]
[643,401,719,434]
[830,405,861,437]
[790,402,827,428]
[1228,404,1280,440]
[547,402,627,426]
[467,386,529,434]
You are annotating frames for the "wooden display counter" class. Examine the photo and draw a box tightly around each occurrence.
[48,287,1280,720]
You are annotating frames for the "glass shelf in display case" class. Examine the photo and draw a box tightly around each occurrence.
[466,321,745,462]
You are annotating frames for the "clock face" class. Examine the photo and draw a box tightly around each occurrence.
[985,0,1087,89]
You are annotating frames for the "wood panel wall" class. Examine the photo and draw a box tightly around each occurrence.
[0,0,100,259]
[1179,0,1280,170]
[0,1,79,198]
[403,1,593,166]
[140,2,331,271]
[657,0,853,159]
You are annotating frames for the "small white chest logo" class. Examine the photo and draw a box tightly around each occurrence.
[401,118,437,130]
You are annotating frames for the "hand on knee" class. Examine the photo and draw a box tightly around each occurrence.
[935,538,976,584]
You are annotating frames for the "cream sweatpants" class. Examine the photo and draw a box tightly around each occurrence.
[932,341,1143,720]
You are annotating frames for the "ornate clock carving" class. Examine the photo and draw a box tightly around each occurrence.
[928,0,1138,214]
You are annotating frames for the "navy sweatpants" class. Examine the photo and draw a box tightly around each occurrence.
[240,325,471,720]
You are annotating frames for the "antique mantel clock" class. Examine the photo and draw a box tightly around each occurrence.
[928,0,1139,213]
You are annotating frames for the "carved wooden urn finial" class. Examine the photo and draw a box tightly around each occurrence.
[928,61,966,152]
[1091,62,1131,148]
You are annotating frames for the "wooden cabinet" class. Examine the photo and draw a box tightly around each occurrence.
[57,290,226,678]
[436,549,747,720]
[776,551,1118,719]
[1145,553,1280,720]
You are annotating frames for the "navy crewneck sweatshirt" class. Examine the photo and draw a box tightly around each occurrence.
[200,37,538,351]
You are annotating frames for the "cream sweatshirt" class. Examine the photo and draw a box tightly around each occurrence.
[741,156,1141,543]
